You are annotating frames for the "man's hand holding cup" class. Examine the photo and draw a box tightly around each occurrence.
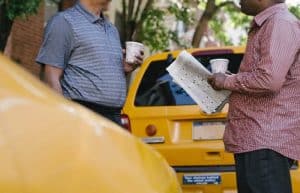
[124,41,145,73]
[207,58,230,90]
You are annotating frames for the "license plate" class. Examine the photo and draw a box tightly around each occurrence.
[192,121,225,140]
[183,173,221,185]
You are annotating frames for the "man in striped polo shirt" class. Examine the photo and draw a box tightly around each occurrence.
[208,0,300,192]
[36,0,143,125]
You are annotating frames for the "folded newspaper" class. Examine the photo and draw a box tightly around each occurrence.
[166,50,231,114]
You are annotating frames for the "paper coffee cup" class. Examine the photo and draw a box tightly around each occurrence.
[125,41,144,64]
[209,58,229,73]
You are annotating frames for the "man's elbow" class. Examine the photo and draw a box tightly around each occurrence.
[256,72,284,93]
[44,72,60,87]
[264,80,284,93]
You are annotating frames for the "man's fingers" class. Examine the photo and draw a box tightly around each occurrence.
[213,85,221,91]
[135,55,144,61]
[207,75,216,81]
[134,54,144,66]
[207,79,212,85]
[207,75,214,85]
[136,59,143,65]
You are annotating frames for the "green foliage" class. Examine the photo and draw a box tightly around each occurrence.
[209,16,233,46]
[197,0,206,10]
[211,3,300,46]
[139,9,171,51]
[0,0,42,20]
[210,4,251,46]
[139,1,193,52]
[289,5,300,19]
[168,2,194,25]
[226,5,251,29]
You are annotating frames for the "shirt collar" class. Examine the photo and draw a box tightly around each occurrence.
[75,2,105,24]
[254,3,287,27]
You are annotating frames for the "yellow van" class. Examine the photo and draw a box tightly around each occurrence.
[0,54,181,193]
[122,46,300,193]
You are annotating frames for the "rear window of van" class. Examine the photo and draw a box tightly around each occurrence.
[135,53,244,107]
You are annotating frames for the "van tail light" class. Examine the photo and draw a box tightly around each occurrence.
[121,114,131,132]
[146,124,157,136]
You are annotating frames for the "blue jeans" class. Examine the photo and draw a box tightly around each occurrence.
[234,149,295,193]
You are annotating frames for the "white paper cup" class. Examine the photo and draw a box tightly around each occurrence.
[125,41,144,64]
[209,58,229,73]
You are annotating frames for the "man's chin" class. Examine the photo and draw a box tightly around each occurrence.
[101,4,110,11]
[241,7,254,16]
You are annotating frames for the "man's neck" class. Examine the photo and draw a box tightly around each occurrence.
[258,2,283,14]
[79,0,102,17]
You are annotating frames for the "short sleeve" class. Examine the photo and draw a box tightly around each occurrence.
[36,13,74,69]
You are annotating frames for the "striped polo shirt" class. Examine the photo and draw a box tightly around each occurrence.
[36,3,126,108]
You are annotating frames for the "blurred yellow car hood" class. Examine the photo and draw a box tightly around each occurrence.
[0,54,181,193]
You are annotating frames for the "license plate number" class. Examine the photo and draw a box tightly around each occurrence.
[192,121,225,140]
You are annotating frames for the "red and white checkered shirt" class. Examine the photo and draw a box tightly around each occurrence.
[223,3,300,160]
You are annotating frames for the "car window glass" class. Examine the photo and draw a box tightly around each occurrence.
[135,53,244,107]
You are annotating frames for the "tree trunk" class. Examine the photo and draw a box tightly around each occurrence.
[0,4,13,52]
[125,0,136,42]
[191,15,210,48]
[120,0,127,44]
[131,21,142,42]
[131,0,154,42]
[126,20,136,41]
[191,1,239,48]
[192,0,217,48]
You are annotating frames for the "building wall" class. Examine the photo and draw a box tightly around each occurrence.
[4,0,77,78]
[4,3,45,77]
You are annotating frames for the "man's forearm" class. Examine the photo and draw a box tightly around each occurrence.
[45,78,63,94]
[44,65,64,95]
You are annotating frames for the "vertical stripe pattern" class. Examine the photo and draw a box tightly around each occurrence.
[223,4,300,160]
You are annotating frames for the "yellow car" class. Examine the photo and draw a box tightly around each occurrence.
[122,46,300,193]
[0,54,181,193]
